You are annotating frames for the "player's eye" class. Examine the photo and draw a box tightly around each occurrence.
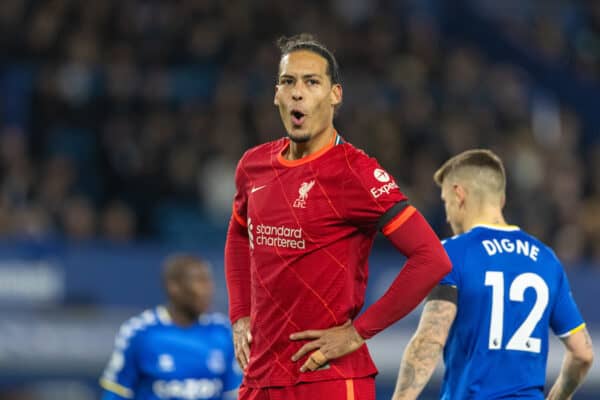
[307,79,319,86]
[280,78,293,85]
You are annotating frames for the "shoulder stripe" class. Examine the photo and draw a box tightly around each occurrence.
[114,309,158,350]
[382,206,416,236]
[100,378,134,398]
[376,200,409,231]
[232,204,247,227]
[558,322,586,338]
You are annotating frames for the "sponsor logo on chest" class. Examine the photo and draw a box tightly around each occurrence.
[153,378,223,400]
[247,218,306,250]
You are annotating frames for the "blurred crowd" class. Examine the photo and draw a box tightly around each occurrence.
[472,0,600,82]
[0,0,599,266]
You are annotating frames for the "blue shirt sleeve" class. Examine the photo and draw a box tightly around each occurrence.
[100,322,141,399]
[550,267,585,337]
[440,239,462,287]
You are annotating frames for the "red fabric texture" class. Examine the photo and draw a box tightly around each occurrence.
[224,135,449,387]
[225,216,251,323]
[354,211,452,339]
[238,376,375,400]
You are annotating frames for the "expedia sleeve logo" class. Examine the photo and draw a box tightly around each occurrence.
[370,168,398,198]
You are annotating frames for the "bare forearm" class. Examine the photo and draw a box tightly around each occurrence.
[547,329,594,400]
[392,335,443,400]
[547,354,592,400]
[391,298,456,400]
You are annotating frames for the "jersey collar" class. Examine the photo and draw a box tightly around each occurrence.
[277,130,341,167]
[471,223,520,232]
[157,305,210,326]
[156,305,172,324]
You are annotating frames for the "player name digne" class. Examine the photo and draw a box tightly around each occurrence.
[481,238,540,262]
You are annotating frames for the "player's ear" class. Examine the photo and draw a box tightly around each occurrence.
[165,280,180,298]
[274,85,280,106]
[453,184,467,206]
[330,84,342,106]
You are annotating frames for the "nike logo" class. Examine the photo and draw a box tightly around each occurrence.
[251,185,267,193]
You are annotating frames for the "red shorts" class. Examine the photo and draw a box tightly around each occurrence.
[238,376,375,400]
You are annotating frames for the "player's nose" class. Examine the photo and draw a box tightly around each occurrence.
[291,82,303,101]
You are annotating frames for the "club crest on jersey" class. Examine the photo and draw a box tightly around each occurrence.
[293,180,315,208]
[207,350,226,374]
[158,354,175,372]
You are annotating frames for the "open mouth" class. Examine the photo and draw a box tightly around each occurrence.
[291,110,306,126]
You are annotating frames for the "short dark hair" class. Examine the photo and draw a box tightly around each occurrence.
[162,253,209,282]
[276,33,341,85]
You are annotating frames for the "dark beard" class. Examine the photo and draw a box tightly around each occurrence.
[287,132,311,143]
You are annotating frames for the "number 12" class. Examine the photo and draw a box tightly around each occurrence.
[484,271,549,353]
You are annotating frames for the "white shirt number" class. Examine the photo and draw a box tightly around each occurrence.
[484,271,549,353]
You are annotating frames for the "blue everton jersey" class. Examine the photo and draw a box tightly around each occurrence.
[439,224,585,400]
[100,306,242,400]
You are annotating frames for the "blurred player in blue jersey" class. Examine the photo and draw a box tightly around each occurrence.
[392,149,593,400]
[100,254,242,400]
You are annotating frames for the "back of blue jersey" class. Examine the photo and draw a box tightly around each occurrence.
[439,225,584,400]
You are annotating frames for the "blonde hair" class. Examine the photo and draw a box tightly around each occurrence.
[433,149,506,202]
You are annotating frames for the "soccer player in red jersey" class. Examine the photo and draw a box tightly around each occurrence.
[224,33,452,400]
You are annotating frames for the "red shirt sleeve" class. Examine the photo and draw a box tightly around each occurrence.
[224,155,251,323]
[353,210,452,339]
[341,148,407,230]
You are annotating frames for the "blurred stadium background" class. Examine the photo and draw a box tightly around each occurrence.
[1,0,600,398]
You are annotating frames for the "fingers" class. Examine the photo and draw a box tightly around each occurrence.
[291,339,322,361]
[300,350,328,372]
[232,317,252,370]
[289,329,323,340]
[234,333,251,369]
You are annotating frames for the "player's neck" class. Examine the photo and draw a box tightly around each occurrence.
[463,207,507,232]
[285,126,335,160]
[166,304,198,327]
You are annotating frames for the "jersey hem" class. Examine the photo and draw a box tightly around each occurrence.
[99,378,134,398]
[241,370,378,389]
[558,322,586,338]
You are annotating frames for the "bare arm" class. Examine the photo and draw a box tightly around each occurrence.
[547,327,594,400]
[392,287,457,400]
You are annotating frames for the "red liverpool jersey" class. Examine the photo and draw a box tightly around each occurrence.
[229,133,408,387]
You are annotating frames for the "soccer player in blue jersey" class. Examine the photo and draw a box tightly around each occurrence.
[392,149,593,400]
[100,254,242,400]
